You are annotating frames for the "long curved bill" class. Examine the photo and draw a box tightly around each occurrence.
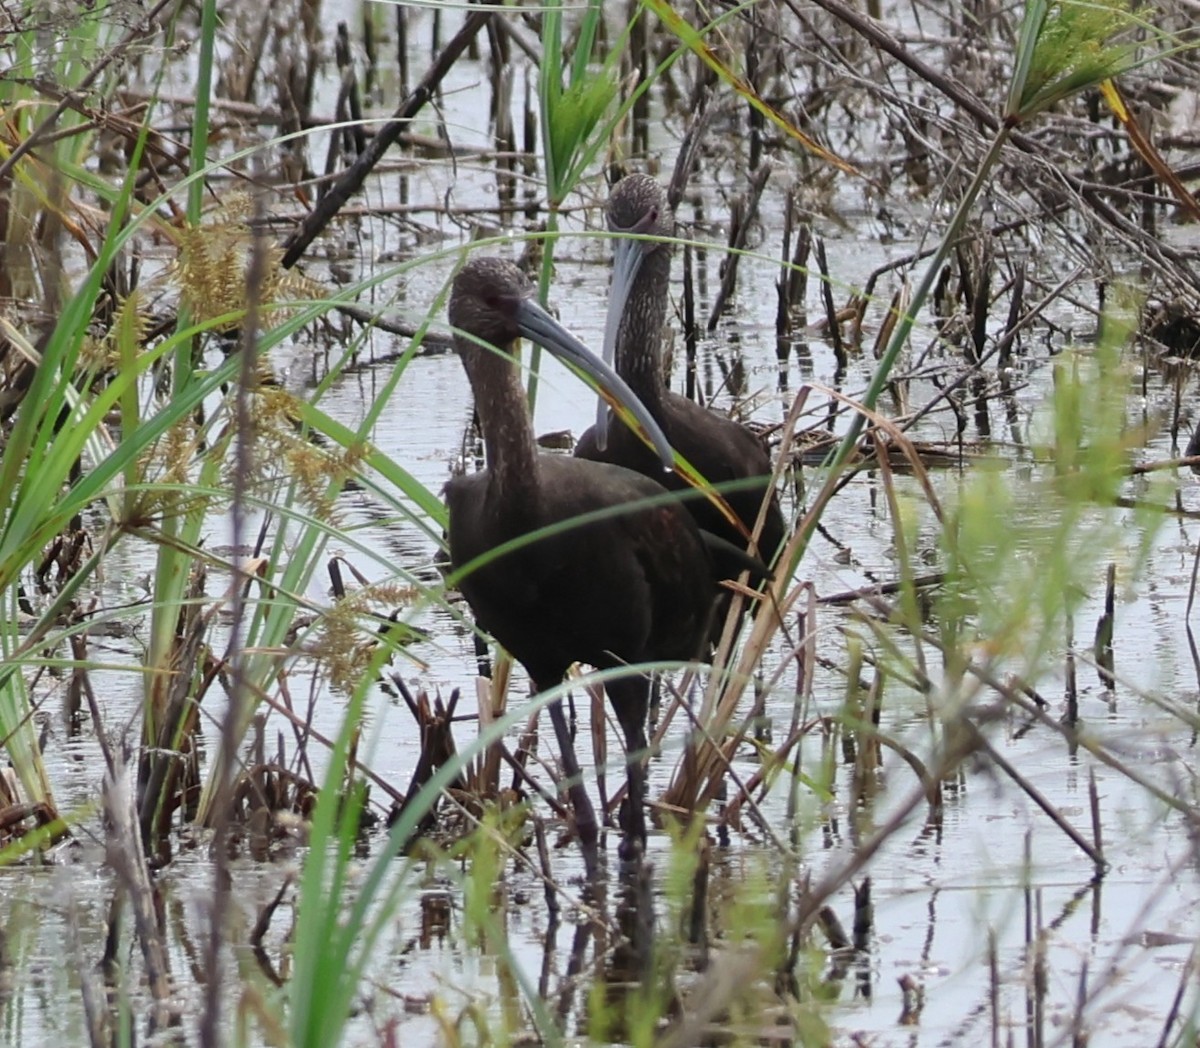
[516,297,674,471]
[594,235,646,452]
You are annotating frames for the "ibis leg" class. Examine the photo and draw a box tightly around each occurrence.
[610,677,651,865]
[547,696,600,878]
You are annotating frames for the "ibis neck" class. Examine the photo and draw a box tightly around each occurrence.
[461,341,540,508]
[615,247,671,416]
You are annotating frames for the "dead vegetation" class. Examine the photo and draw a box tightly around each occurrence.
[2,0,1200,1045]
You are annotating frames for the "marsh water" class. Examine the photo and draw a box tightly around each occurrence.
[5,2,1200,1046]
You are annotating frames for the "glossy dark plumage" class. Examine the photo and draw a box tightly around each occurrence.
[575,174,787,566]
[445,257,715,875]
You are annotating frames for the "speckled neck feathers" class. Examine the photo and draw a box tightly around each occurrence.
[615,244,671,413]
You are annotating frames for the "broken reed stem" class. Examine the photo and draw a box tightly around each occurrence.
[1088,767,1102,859]
[813,235,846,372]
[707,161,772,331]
[999,264,1025,368]
[852,878,871,950]
[1095,562,1116,690]
[789,221,811,315]
[1033,889,1046,1045]
[682,241,698,402]
[666,86,712,213]
[988,927,1000,1048]
[776,192,795,341]
[1065,611,1078,729]
[816,905,848,950]
[338,22,366,157]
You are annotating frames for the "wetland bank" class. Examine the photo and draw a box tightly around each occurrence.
[3,0,1200,1045]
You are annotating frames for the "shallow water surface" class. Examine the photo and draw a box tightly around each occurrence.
[6,1,1200,1045]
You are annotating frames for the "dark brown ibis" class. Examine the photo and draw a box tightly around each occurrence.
[445,256,715,875]
[575,174,787,568]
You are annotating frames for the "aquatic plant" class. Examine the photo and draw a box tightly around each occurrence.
[1,0,1199,1045]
